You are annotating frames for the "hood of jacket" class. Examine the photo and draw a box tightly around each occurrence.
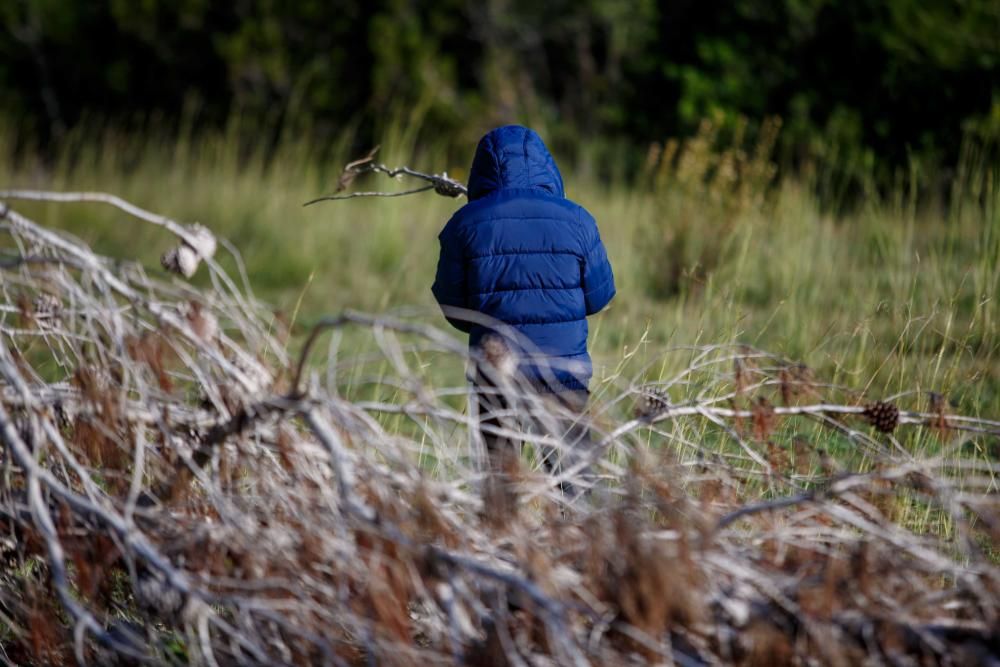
[466,125,565,201]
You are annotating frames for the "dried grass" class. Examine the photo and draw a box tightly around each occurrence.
[0,192,997,665]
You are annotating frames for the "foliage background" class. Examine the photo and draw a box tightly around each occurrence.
[2,5,1000,662]
[2,0,999,176]
[0,0,997,409]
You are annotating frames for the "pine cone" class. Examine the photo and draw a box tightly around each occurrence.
[433,172,465,198]
[863,401,899,433]
[635,387,670,419]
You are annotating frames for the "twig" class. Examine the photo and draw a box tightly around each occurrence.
[302,157,467,207]
[0,192,996,665]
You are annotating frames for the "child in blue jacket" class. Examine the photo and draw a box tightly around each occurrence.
[432,125,615,477]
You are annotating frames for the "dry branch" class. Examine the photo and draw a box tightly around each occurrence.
[0,190,997,665]
[303,150,467,206]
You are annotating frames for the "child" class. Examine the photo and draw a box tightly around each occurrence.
[432,125,615,479]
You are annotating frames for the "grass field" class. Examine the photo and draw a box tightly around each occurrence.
[3,118,996,421]
[2,118,999,664]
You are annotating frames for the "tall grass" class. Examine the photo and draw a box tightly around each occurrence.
[2,116,998,663]
[1,114,997,421]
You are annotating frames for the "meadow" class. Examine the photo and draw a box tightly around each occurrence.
[2,117,997,419]
[1,117,998,664]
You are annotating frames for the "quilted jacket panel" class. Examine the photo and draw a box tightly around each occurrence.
[432,125,615,390]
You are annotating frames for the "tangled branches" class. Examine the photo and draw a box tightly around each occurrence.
[0,192,998,665]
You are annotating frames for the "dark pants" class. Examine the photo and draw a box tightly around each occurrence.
[472,368,595,497]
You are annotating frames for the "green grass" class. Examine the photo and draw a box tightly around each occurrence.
[1,121,998,664]
[2,117,997,428]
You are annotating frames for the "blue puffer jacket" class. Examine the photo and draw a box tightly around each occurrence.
[432,125,616,391]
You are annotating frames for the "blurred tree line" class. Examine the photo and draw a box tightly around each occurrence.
[1,0,997,176]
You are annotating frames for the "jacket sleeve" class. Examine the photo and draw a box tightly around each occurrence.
[580,209,616,316]
[431,222,474,333]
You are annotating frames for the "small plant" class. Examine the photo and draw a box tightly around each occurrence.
[637,116,780,299]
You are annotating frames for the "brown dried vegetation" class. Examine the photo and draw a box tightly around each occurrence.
[0,194,997,665]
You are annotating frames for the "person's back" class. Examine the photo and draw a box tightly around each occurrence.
[431,125,616,393]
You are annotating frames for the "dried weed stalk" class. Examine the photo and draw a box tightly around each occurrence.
[0,191,997,666]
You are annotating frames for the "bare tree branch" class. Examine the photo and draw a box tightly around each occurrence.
[0,191,996,665]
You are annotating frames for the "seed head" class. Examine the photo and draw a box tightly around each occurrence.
[161,245,199,278]
[184,224,217,260]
